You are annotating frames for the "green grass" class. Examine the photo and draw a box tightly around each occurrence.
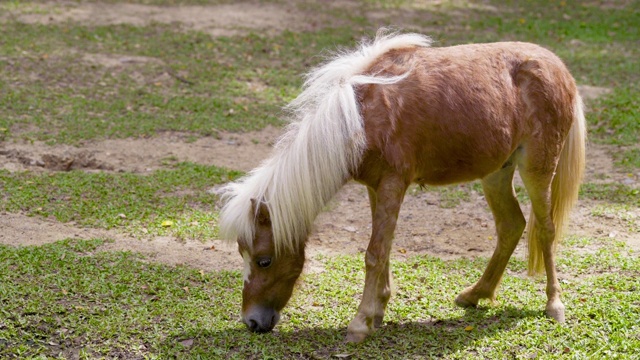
[408,183,482,209]
[580,182,640,207]
[589,87,640,167]
[614,149,640,171]
[0,163,241,239]
[1,238,638,359]
[0,23,292,143]
[0,14,365,143]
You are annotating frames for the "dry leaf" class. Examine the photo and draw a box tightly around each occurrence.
[464,325,474,331]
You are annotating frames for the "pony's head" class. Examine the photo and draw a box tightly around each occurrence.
[237,198,306,333]
[218,29,407,333]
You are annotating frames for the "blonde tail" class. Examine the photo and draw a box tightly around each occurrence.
[527,94,586,275]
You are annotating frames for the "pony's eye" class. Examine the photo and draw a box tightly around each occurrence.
[256,257,272,268]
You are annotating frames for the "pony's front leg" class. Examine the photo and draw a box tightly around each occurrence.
[346,176,407,343]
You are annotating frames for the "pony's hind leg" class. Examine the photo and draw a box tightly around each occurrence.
[346,175,407,343]
[519,161,565,322]
[455,160,526,307]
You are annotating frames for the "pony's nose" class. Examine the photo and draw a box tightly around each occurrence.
[244,307,280,333]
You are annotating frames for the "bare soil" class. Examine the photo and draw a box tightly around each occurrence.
[1,1,638,275]
[1,1,326,37]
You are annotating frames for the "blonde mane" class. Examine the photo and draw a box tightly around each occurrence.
[218,30,432,255]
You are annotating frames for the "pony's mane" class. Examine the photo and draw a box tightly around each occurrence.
[218,30,432,255]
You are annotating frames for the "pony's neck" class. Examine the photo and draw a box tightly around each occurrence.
[262,121,355,256]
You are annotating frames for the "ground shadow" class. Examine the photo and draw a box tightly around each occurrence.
[159,305,543,359]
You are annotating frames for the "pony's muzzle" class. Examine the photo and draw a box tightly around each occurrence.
[243,306,280,333]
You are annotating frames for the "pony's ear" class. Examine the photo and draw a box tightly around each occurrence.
[250,198,271,225]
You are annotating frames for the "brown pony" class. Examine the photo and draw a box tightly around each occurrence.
[218,30,586,342]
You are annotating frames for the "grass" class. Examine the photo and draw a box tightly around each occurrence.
[0,238,638,359]
[408,182,483,209]
[589,87,640,167]
[0,0,639,358]
[0,163,242,239]
[0,23,295,143]
[580,182,640,207]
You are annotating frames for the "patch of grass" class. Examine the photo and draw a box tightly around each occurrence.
[579,182,640,207]
[408,181,531,208]
[559,245,637,276]
[0,20,361,144]
[0,163,241,239]
[0,24,285,143]
[409,182,484,208]
[1,238,638,358]
[589,204,640,234]
[613,148,640,171]
[589,87,640,146]
[0,239,242,359]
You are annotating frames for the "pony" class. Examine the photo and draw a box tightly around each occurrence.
[218,29,586,343]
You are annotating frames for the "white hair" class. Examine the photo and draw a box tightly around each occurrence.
[218,30,432,255]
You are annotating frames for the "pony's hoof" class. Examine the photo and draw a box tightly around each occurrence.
[546,301,565,323]
[345,331,368,343]
[346,313,373,342]
[454,292,478,308]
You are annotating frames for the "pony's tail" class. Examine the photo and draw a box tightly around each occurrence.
[527,94,586,275]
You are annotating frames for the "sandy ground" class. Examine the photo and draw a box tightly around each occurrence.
[1,1,637,276]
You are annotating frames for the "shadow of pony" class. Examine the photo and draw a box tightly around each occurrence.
[159,306,543,359]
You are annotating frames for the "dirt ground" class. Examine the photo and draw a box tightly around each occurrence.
[1,1,638,275]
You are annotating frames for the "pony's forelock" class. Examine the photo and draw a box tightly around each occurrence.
[217,29,432,255]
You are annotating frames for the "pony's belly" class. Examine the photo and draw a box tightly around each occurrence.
[414,157,504,185]
[415,169,483,186]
